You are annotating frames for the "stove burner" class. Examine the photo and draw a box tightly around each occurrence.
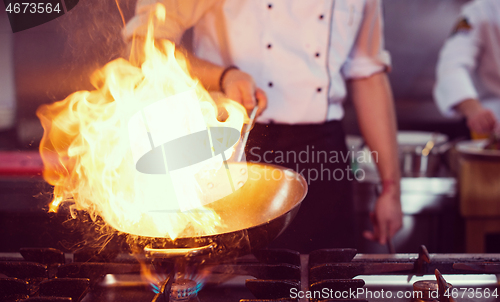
[169,279,200,301]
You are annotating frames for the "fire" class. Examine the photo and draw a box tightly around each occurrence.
[37,4,247,240]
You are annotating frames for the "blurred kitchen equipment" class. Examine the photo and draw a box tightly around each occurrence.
[398,131,449,177]
[456,139,500,253]
[346,131,450,180]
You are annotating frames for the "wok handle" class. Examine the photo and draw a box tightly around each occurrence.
[144,242,217,258]
[234,105,259,162]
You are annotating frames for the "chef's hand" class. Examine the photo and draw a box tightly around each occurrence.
[363,183,403,245]
[466,108,497,134]
[221,69,267,116]
[456,99,497,134]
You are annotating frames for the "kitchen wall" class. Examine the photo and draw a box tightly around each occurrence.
[0,10,15,132]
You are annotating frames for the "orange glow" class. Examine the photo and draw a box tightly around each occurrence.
[37,4,247,240]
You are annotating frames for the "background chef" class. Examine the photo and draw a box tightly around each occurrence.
[434,0,500,136]
[124,0,402,252]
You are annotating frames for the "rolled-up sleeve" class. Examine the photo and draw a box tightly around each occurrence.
[433,5,482,117]
[341,0,391,79]
[123,0,218,44]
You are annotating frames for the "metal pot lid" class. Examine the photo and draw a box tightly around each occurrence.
[397,131,448,147]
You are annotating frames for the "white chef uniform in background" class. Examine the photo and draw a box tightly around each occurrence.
[124,0,391,125]
[434,0,500,120]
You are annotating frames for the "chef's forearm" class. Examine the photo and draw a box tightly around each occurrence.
[349,72,401,189]
[183,50,225,92]
[454,98,483,118]
[125,39,225,92]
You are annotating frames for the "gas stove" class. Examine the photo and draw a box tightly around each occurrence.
[1,246,499,302]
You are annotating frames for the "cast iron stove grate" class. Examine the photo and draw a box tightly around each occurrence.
[1,246,500,302]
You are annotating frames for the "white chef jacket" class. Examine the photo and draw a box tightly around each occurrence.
[434,0,500,120]
[124,0,391,124]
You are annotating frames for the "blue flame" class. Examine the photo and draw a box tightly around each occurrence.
[148,268,209,295]
[149,273,168,294]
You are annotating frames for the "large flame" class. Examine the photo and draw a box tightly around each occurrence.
[37,4,247,240]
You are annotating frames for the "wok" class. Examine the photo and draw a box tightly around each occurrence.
[130,162,308,262]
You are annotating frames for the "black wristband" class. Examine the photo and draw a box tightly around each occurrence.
[219,65,239,93]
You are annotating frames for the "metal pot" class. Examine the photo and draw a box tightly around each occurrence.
[129,162,308,262]
[398,131,449,177]
[346,132,450,179]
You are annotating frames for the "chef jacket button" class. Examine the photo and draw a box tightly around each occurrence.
[315,52,320,57]
[317,87,322,92]
[267,44,272,49]
[319,14,324,20]
[268,3,272,9]
[268,82,274,87]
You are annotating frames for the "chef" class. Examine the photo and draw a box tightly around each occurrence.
[434,0,500,136]
[124,0,402,252]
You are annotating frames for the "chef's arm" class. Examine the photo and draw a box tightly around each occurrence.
[125,39,266,114]
[433,9,497,134]
[454,98,497,134]
[183,51,267,114]
[125,37,229,92]
[348,71,402,245]
[183,51,225,91]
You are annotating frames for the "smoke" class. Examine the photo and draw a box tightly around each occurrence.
[59,0,136,75]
